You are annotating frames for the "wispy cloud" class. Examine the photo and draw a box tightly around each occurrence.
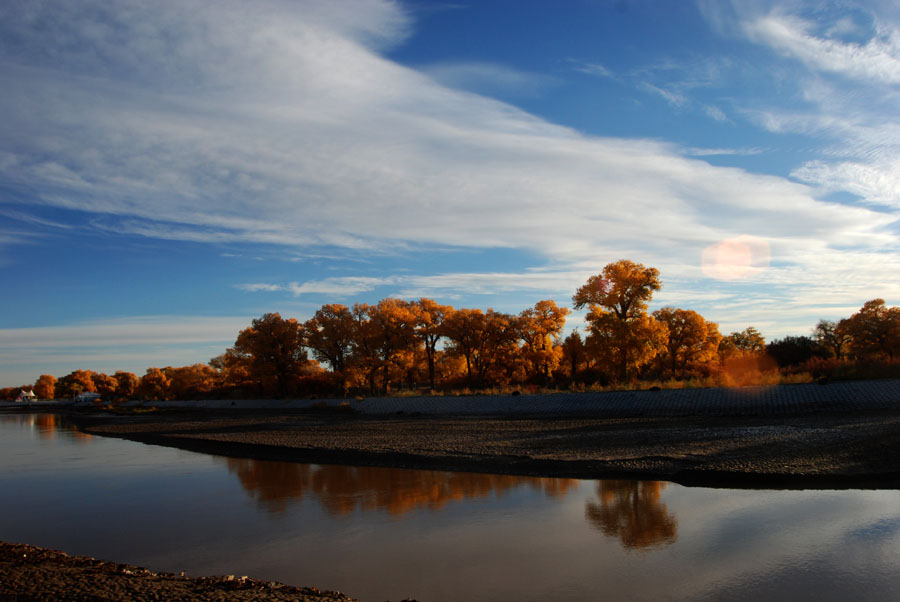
[746,13,900,83]
[422,61,558,97]
[570,60,614,78]
[730,7,900,208]
[0,315,250,383]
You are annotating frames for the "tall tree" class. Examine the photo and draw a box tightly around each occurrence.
[573,260,665,382]
[561,331,586,380]
[113,371,140,398]
[138,367,171,401]
[652,307,721,379]
[519,300,569,385]
[232,313,307,398]
[843,299,900,360]
[813,319,852,360]
[366,298,419,393]
[54,370,96,399]
[442,308,520,387]
[33,374,57,399]
[93,373,118,399]
[720,326,766,361]
[304,304,356,375]
[413,298,454,390]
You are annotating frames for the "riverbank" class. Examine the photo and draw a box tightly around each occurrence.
[0,542,368,602]
[61,379,900,488]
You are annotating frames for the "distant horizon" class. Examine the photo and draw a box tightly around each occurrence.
[3,0,900,385]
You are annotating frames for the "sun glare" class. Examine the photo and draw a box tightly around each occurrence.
[701,235,770,280]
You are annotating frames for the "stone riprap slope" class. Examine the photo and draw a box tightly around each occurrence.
[69,380,900,488]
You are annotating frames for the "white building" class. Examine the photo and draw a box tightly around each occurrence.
[16,390,37,402]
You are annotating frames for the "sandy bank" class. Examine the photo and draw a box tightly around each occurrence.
[65,380,900,488]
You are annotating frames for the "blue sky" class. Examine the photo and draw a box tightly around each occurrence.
[3,0,900,385]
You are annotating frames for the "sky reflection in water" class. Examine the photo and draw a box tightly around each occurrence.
[1,414,899,602]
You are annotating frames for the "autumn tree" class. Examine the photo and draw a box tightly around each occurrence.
[413,298,454,390]
[652,307,721,379]
[33,374,57,399]
[361,299,419,393]
[442,308,520,388]
[55,370,96,399]
[92,373,118,399]
[304,304,356,380]
[723,326,766,355]
[573,260,666,382]
[843,299,900,360]
[210,350,255,394]
[165,364,220,399]
[232,313,307,398]
[813,319,852,360]
[561,331,586,380]
[138,367,171,401]
[113,371,140,398]
[519,300,569,385]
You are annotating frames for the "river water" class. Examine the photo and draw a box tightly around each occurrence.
[2,413,899,601]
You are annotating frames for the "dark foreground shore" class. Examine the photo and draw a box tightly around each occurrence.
[66,380,900,489]
[0,542,369,602]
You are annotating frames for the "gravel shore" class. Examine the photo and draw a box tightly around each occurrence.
[0,542,366,602]
[67,380,900,488]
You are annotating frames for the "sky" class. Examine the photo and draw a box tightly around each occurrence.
[2,0,900,385]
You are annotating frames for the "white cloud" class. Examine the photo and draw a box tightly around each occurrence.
[792,158,900,206]
[746,13,900,83]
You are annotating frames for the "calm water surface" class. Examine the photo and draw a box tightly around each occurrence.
[2,413,900,601]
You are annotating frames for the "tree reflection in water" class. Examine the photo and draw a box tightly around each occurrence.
[0,414,93,443]
[585,480,677,549]
[224,458,578,516]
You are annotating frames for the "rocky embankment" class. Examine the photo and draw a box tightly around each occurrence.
[69,380,900,488]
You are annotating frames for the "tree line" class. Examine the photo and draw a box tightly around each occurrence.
[5,260,900,401]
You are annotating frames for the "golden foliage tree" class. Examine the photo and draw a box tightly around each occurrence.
[844,299,900,360]
[653,307,721,379]
[442,308,520,387]
[165,364,219,399]
[138,367,171,401]
[232,313,307,398]
[366,298,420,393]
[304,304,356,378]
[33,374,57,399]
[92,373,118,398]
[574,260,665,382]
[413,298,454,390]
[113,371,140,398]
[519,300,569,385]
[55,370,96,398]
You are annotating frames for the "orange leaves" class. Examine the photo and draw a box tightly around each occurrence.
[576,261,665,382]
[653,307,721,379]
[33,374,56,399]
[232,313,307,398]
